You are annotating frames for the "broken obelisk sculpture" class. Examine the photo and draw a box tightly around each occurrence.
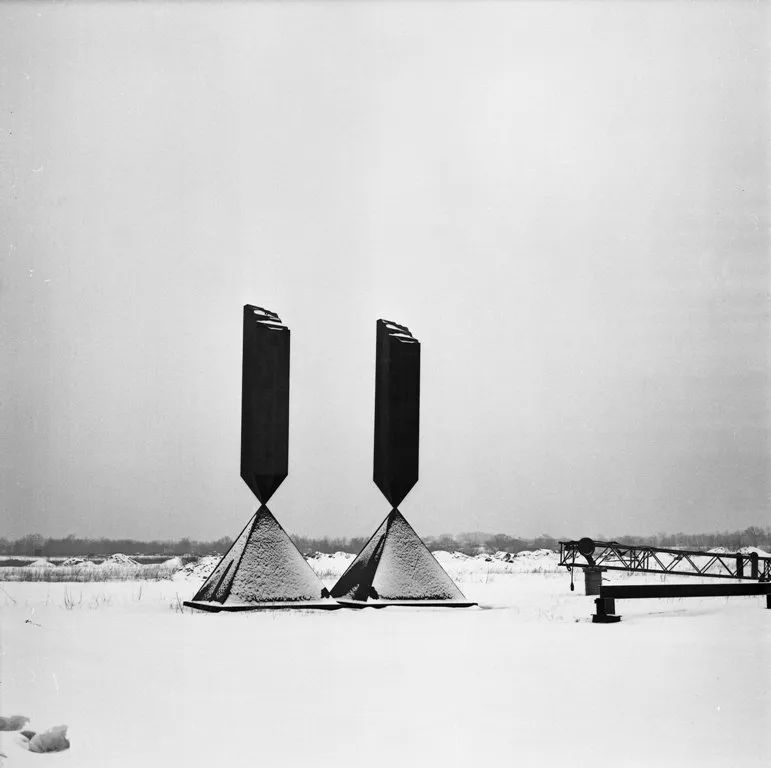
[331,320,475,607]
[184,306,334,611]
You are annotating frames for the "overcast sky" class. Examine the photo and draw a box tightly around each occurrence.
[1,1,768,541]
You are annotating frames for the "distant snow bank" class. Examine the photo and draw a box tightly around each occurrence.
[170,544,771,584]
[3,549,564,582]
[709,546,771,557]
[306,551,355,576]
[98,553,140,567]
[0,553,184,582]
[432,549,562,576]
[173,549,562,583]
[177,555,222,580]
[6,545,770,583]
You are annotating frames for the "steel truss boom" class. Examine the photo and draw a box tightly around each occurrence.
[559,538,771,581]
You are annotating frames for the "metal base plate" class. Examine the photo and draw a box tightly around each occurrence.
[335,599,477,609]
[592,613,622,623]
[183,600,342,612]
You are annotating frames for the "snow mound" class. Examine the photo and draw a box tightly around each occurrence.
[98,554,140,567]
[178,555,222,580]
[60,557,86,567]
[432,551,470,564]
[27,559,55,569]
[737,546,770,557]
[160,557,183,569]
[705,546,769,558]
[306,551,355,578]
[434,549,561,577]
[306,551,355,563]
[60,557,97,568]
[517,549,555,558]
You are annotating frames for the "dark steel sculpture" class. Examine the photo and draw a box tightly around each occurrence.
[373,320,420,508]
[331,319,474,607]
[240,306,290,503]
[185,305,334,611]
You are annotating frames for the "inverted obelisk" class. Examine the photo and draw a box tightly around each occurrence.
[373,319,420,508]
[240,305,289,504]
[185,306,334,611]
[331,319,474,607]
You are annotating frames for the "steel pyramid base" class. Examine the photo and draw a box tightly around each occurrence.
[183,599,342,612]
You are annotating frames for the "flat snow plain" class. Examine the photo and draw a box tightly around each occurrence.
[1,552,769,767]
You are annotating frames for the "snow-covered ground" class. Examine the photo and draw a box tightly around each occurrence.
[1,559,769,767]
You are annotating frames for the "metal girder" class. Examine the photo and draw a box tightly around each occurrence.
[591,582,771,623]
[600,582,771,599]
[559,539,771,581]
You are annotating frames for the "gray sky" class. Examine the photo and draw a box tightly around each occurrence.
[1,1,768,541]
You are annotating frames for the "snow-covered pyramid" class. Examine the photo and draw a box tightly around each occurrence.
[184,506,336,611]
[330,510,474,607]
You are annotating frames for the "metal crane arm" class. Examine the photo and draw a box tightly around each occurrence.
[559,538,771,581]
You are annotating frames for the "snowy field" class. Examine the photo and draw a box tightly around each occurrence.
[1,554,769,767]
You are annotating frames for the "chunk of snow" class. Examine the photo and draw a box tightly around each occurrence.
[0,715,29,731]
[25,725,70,753]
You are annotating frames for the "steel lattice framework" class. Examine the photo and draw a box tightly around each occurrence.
[559,539,771,582]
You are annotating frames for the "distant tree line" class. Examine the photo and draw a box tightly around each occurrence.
[1,526,768,558]
[608,526,771,553]
[0,534,235,558]
[292,536,369,557]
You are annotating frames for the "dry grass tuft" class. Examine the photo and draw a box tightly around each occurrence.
[0,565,179,582]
